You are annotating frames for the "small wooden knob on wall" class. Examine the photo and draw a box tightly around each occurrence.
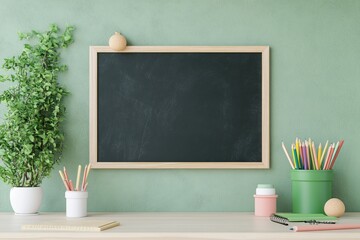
[109,32,127,51]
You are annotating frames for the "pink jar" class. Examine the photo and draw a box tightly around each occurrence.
[254,184,278,217]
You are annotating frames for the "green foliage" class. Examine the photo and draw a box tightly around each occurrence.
[0,24,74,187]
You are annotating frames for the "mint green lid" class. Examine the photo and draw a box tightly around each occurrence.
[257,184,273,188]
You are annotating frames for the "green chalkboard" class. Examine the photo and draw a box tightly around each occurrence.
[90,46,270,169]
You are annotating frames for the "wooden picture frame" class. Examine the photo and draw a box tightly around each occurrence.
[89,46,270,169]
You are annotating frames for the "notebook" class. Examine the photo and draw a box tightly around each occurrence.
[270,213,337,226]
[22,220,120,232]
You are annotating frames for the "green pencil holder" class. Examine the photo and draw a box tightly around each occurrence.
[291,170,333,214]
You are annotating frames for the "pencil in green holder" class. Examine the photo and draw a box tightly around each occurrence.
[292,147,300,169]
[295,142,302,169]
[295,139,301,168]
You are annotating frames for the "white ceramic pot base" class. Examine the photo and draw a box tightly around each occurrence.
[10,187,43,215]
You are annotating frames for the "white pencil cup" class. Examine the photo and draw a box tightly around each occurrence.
[65,191,88,218]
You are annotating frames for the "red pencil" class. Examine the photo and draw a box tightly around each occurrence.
[324,144,335,170]
[63,167,69,181]
[69,180,74,191]
[322,145,332,170]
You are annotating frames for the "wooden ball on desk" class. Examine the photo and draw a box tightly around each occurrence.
[324,198,345,217]
[109,32,127,51]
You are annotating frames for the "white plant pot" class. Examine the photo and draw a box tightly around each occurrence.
[10,187,43,215]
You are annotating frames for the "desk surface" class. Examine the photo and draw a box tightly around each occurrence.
[0,212,360,240]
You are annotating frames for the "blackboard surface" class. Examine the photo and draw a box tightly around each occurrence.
[97,52,262,163]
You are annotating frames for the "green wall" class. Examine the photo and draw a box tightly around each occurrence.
[0,0,360,212]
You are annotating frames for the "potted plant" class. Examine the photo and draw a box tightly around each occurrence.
[0,24,74,214]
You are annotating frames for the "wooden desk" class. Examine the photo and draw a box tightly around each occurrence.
[0,212,359,240]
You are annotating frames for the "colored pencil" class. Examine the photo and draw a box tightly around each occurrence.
[310,140,315,169]
[305,141,310,170]
[63,167,69,182]
[69,180,74,191]
[295,138,300,167]
[322,145,331,170]
[59,171,70,191]
[317,143,322,168]
[291,223,360,232]
[299,143,303,169]
[306,143,310,170]
[327,145,334,169]
[299,142,304,169]
[86,163,92,178]
[296,138,302,169]
[329,140,344,169]
[302,143,307,170]
[308,141,313,169]
[324,144,334,170]
[291,145,298,169]
[75,165,82,191]
[84,183,88,191]
[282,142,295,169]
[293,145,300,170]
[329,141,339,168]
[86,164,92,190]
[320,141,329,168]
[312,142,319,170]
[327,144,336,169]
[291,145,297,169]
[82,165,88,191]
[308,140,315,170]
